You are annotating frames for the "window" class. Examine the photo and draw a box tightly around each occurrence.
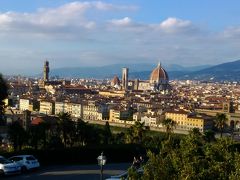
[10,157,23,161]
[26,156,36,161]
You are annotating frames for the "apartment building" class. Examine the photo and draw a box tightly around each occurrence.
[165,110,213,132]
[39,100,55,115]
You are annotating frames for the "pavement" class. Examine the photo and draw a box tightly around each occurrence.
[4,163,131,180]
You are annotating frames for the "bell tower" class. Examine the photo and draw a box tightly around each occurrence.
[43,60,49,82]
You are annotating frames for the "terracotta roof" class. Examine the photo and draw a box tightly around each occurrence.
[31,117,44,125]
[111,76,120,85]
[150,63,169,82]
[31,116,58,125]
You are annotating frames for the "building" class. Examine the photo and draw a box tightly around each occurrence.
[43,60,49,82]
[71,102,83,118]
[83,101,109,121]
[19,98,39,111]
[109,108,133,124]
[165,110,213,132]
[55,101,83,118]
[122,67,129,90]
[141,115,161,127]
[122,62,170,92]
[149,62,169,91]
[55,101,66,115]
[19,98,31,111]
[39,100,55,115]
[99,90,126,97]
[111,76,121,89]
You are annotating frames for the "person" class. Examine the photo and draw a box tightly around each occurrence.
[139,156,145,167]
[132,156,140,169]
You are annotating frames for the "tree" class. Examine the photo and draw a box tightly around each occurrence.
[28,122,49,150]
[103,121,112,144]
[162,118,176,139]
[75,119,88,146]
[125,121,146,144]
[204,129,216,143]
[57,112,75,147]
[8,120,27,151]
[142,127,240,180]
[0,74,8,125]
[215,113,228,137]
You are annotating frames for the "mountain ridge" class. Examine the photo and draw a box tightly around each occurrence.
[47,63,212,79]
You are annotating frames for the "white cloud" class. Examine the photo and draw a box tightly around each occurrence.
[91,1,137,11]
[222,27,240,39]
[160,17,191,28]
[1,1,240,74]
[0,13,12,24]
[156,17,197,34]
[0,1,137,36]
[110,17,132,26]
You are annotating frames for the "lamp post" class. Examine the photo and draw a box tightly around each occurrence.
[97,152,107,180]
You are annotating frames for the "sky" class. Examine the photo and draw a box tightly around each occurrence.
[1,0,240,75]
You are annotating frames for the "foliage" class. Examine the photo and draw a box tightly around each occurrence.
[8,121,27,152]
[142,128,240,180]
[103,121,112,144]
[128,167,142,180]
[162,118,176,139]
[125,121,146,144]
[215,113,228,137]
[57,112,75,147]
[28,122,49,150]
[0,74,8,125]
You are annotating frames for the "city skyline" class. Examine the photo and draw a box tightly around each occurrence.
[1,0,240,75]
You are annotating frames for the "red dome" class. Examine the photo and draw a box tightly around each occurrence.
[111,76,120,85]
[150,63,168,83]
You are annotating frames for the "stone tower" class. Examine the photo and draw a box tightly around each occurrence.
[122,67,129,90]
[43,60,50,81]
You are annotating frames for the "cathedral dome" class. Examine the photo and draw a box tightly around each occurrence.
[111,76,120,86]
[150,63,169,83]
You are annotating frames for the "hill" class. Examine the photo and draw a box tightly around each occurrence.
[48,63,211,79]
[174,59,240,81]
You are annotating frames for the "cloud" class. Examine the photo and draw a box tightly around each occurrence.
[1,1,240,75]
[160,17,191,29]
[156,17,198,34]
[110,17,132,26]
[222,27,240,39]
[0,1,137,37]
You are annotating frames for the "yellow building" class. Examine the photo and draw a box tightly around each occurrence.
[19,98,39,111]
[165,110,213,132]
[55,101,66,115]
[83,101,109,121]
[99,90,126,97]
[39,100,55,115]
[109,108,134,124]
[19,98,31,111]
[55,101,83,118]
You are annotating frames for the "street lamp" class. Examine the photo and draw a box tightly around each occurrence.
[97,152,107,180]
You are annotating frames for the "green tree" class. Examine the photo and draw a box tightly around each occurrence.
[142,127,240,180]
[215,113,228,137]
[103,121,112,144]
[75,119,90,146]
[204,129,216,142]
[57,112,74,147]
[125,121,146,144]
[28,121,49,150]
[8,120,27,151]
[0,74,8,125]
[128,167,142,180]
[162,118,176,140]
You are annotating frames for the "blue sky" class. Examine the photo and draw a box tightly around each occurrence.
[0,0,240,74]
